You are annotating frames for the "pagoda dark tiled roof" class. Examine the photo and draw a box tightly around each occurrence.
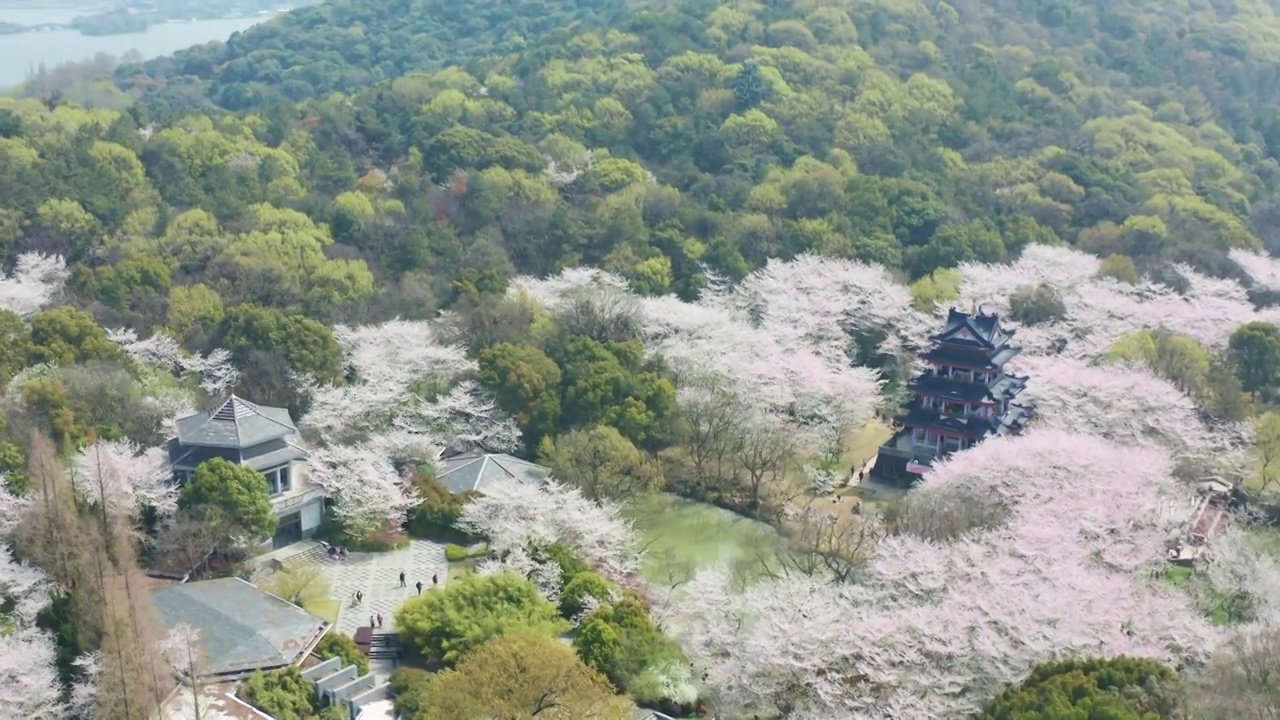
[908,375,997,403]
[920,343,1022,369]
[899,406,998,438]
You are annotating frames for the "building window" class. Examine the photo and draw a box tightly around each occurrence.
[280,465,291,493]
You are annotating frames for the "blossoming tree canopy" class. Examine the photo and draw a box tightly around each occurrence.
[0,253,68,318]
[957,245,1280,358]
[306,443,419,535]
[666,430,1221,718]
[0,545,64,719]
[456,477,640,583]
[73,439,176,519]
[304,319,475,441]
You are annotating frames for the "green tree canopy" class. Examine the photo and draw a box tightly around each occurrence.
[394,572,568,667]
[178,457,276,546]
[1229,322,1280,393]
[405,632,631,720]
[541,425,662,501]
[979,656,1183,720]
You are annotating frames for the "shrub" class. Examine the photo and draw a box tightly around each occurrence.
[559,571,615,619]
[1098,253,1140,284]
[412,633,631,718]
[239,667,324,719]
[979,656,1182,719]
[444,543,469,562]
[313,632,369,676]
[1009,284,1067,325]
[573,592,686,696]
[540,542,589,584]
[389,667,432,719]
[394,572,568,667]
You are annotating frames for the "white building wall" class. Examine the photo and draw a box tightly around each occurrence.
[301,500,322,532]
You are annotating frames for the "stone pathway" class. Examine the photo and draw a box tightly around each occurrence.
[299,539,448,635]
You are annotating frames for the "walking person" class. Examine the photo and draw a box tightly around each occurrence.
[376,612,383,628]
[432,573,438,586]
[370,614,376,628]
[356,590,363,605]
[415,580,423,595]
[399,570,406,588]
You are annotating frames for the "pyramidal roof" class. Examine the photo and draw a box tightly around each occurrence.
[175,395,298,450]
[436,453,551,494]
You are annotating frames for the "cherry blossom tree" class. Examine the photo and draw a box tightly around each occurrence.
[723,254,933,365]
[107,328,240,395]
[665,430,1221,718]
[0,625,64,718]
[0,544,50,625]
[512,262,891,450]
[456,477,640,582]
[1231,248,1280,291]
[73,439,176,520]
[0,252,68,318]
[307,443,418,536]
[0,544,63,719]
[303,319,476,442]
[0,479,29,535]
[66,652,101,719]
[1199,528,1280,625]
[958,246,1278,357]
[1014,354,1249,462]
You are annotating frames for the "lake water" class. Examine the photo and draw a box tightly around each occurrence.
[0,8,268,87]
[623,492,791,589]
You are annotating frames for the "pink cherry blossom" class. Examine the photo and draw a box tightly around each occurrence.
[307,443,419,535]
[959,246,1277,356]
[665,430,1222,718]
[0,253,67,318]
[74,439,176,519]
[0,544,63,718]
[108,328,240,395]
[456,477,640,582]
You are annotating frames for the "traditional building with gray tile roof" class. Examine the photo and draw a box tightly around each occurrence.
[152,577,329,681]
[168,395,326,549]
[871,307,1034,486]
[435,451,551,494]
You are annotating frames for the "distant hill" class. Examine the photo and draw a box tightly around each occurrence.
[115,0,634,110]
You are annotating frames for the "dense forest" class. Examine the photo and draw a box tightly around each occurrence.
[5,0,1280,718]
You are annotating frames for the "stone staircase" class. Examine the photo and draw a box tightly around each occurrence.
[250,541,328,581]
[367,631,402,661]
[284,542,329,568]
[301,656,392,720]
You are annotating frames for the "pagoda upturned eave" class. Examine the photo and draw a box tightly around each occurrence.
[918,344,1022,371]
[907,374,1027,404]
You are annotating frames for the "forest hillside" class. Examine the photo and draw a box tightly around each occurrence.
[4,0,1280,718]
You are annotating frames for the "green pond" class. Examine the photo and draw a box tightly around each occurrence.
[622,493,789,589]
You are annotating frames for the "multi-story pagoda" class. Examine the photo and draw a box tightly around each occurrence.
[871,307,1033,485]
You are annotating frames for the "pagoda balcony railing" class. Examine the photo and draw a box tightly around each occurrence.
[909,406,994,423]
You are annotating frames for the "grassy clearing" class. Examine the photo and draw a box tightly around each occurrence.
[447,557,481,580]
[623,492,789,589]
[843,420,893,472]
[304,597,340,624]
[1163,566,1231,626]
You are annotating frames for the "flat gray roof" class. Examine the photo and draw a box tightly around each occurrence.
[152,578,328,678]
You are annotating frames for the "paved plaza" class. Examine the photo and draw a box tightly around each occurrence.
[300,539,448,635]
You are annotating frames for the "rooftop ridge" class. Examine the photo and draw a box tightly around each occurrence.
[210,394,261,422]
